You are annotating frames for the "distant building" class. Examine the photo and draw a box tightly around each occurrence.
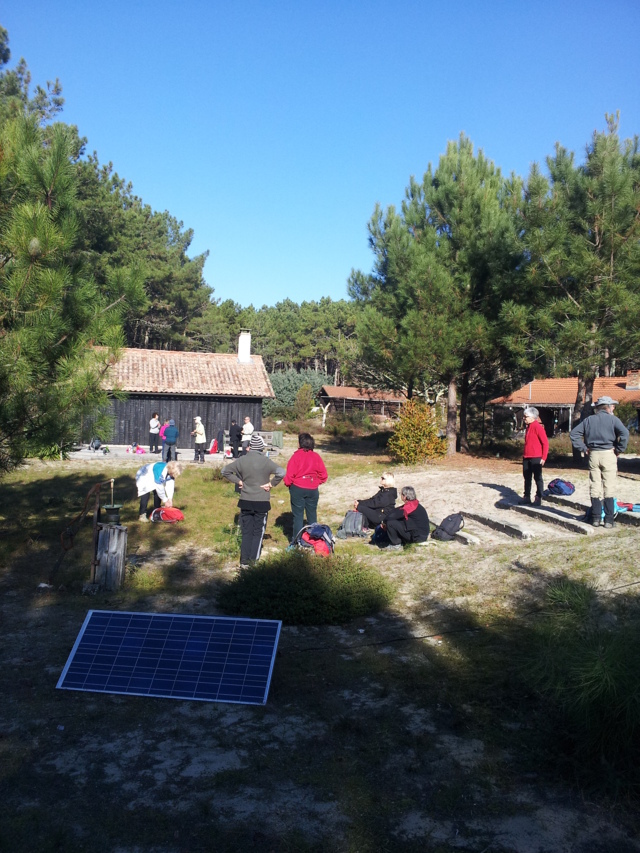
[489,371,640,435]
[100,330,274,445]
[319,385,406,417]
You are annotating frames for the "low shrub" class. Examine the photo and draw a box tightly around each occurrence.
[526,577,640,776]
[388,399,446,463]
[216,550,395,625]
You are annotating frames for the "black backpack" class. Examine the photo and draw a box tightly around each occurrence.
[336,510,368,539]
[431,513,464,541]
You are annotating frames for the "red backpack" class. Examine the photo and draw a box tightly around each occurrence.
[151,507,185,523]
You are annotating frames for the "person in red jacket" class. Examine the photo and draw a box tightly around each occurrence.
[520,406,549,505]
[284,433,328,543]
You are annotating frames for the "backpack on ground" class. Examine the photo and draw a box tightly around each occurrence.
[370,524,389,546]
[295,523,335,556]
[431,513,464,542]
[151,507,185,523]
[545,478,575,496]
[336,510,368,539]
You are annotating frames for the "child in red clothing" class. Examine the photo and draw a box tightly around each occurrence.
[520,406,549,505]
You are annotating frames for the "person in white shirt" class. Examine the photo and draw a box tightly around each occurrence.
[241,416,254,455]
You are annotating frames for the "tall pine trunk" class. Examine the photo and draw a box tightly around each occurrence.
[446,377,457,456]
[459,360,471,453]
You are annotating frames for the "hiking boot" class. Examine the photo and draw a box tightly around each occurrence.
[386,543,403,552]
[517,496,532,505]
[592,519,602,527]
[138,514,149,523]
[604,522,614,529]
[533,495,542,506]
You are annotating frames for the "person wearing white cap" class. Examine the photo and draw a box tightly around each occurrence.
[191,416,206,463]
[221,433,286,566]
[570,396,629,528]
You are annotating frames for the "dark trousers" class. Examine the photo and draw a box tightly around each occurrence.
[240,507,268,564]
[149,432,159,453]
[139,490,162,517]
[386,517,421,545]
[358,505,385,527]
[290,485,319,542]
[164,444,177,462]
[194,443,205,463]
[231,441,240,458]
[523,457,544,498]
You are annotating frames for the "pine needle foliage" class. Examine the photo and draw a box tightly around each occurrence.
[387,399,446,463]
[526,577,640,773]
[216,549,394,625]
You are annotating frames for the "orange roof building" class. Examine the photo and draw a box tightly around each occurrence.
[489,371,640,434]
[320,385,406,416]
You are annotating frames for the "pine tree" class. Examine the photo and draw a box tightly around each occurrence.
[0,116,133,468]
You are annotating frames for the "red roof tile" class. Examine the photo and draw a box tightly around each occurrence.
[490,376,640,407]
[101,348,275,398]
[321,385,406,402]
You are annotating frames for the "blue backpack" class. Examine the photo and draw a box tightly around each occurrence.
[546,478,575,496]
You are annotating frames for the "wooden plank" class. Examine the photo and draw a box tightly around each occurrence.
[544,493,640,526]
[508,503,594,535]
[462,510,534,540]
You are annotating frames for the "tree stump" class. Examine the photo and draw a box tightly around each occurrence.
[94,524,128,590]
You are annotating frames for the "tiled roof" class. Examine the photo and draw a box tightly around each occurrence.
[490,375,640,407]
[320,385,406,402]
[100,348,275,398]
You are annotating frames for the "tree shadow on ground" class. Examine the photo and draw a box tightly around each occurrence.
[3,494,640,851]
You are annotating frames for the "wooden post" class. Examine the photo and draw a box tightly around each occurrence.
[94,524,128,591]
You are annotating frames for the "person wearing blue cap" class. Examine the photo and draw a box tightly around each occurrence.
[163,419,179,462]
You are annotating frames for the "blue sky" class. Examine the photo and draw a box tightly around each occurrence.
[3,2,639,308]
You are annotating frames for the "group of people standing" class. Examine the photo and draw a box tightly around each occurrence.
[148,413,258,463]
[520,396,629,529]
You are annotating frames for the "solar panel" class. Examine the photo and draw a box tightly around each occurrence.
[57,610,281,705]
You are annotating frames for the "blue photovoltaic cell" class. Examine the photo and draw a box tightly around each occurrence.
[56,610,281,705]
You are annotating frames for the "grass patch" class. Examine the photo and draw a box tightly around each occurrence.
[216,549,395,625]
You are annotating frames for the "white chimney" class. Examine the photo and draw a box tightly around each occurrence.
[238,329,251,363]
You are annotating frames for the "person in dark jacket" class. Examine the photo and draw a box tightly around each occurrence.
[229,419,242,458]
[222,433,285,566]
[163,419,179,462]
[519,407,549,506]
[354,473,397,528]
[570,395,629,528]
[383,486,430,551]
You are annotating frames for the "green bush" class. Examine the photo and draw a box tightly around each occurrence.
[387,399,446,463]
[216,550,395,625]
[526,578,640,772]
[294,383,314,419]
[263,369,329,416]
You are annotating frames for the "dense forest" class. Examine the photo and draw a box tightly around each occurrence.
[0,23,639,467]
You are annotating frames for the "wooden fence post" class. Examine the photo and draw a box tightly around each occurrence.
[94,524,128,591]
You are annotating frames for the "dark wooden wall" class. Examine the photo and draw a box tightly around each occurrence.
[107,395,263,446]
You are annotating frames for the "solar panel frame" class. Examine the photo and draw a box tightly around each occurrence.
[57,610,281,705]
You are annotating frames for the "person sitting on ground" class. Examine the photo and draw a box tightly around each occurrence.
[382,486,430,551]
[221,434,285,567]
[136,460,181,522]
[354,473,397,528]
[519,406,549,506]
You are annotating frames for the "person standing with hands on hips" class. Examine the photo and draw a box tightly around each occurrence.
[222,434,285,567]
[284,433,328,544]
[519,407,549,506]
[570,396,629,528]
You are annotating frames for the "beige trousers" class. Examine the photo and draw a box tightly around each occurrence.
[588,449,618,499]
